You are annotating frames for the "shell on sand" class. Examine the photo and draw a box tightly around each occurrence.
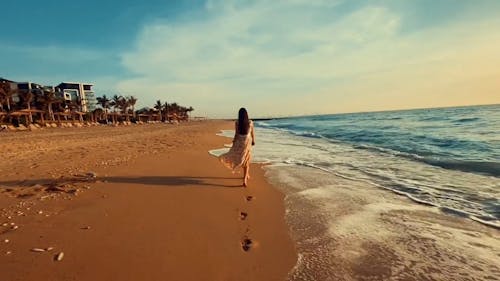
[31,248,46,252]
[55,252,64,261]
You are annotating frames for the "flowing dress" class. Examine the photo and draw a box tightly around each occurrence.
[219,121,254,171]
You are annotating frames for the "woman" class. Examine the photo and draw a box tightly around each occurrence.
[219,108,255,187]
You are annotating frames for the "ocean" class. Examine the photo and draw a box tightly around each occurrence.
[212,104,500,280]
[254,104,500,226]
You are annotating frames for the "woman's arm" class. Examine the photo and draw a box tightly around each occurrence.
[251,122,255,146]
[233,121,238,142]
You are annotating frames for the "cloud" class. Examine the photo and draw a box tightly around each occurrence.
[118,1,500,117]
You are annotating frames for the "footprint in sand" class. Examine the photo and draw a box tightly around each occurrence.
[239,212,248,221]
[241,238,253,252]
[240,197,253,252]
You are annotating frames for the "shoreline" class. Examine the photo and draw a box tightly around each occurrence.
[0,121,297,281]
[213,121,500,279]
[2,119,498,280]
[264,164,500,280]
[250,121,500,281]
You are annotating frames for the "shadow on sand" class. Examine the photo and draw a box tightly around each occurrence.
[103,176,243,188]
[0,175,244,189]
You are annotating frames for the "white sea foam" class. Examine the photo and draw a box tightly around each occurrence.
[214,126,500,280]
[208,148,228,157]
[252,126,500,228]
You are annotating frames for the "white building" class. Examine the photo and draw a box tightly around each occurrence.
[56,82,96,112]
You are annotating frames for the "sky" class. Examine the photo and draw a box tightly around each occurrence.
[1,0,499,118]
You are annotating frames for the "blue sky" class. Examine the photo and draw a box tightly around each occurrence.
[1,0,194,79]
[1,0,500,117]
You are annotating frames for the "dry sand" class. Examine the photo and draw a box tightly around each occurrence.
[0,121,297,281]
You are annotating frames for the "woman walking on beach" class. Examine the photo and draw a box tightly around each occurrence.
[220,108,255,187]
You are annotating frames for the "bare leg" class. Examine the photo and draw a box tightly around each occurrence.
[243,164,250,187]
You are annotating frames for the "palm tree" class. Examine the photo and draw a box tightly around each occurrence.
[0,88,5,112]
[0,81,15,112]
[111,95,130,123]
[154,100,162,111]
[170,102,180,121]
[154,100,163,121]
[127,96,137,117]
[177,106,190,121]
[96,95,111,122]
[185,106,194,120]
[122,98,131,121]
[19,90,34,124]
[111,95,123,112]
[0,81,6,111]
[163,102,170,122]
[39,88,61,121]
[171,102,179,112]
[92,108,104,122]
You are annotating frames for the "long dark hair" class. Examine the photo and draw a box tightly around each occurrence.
[237,108,250,135]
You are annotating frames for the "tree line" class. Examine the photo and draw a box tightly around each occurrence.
[0,81,194,125]
[95,95,194,122]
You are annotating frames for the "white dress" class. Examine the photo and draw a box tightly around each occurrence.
[219,121,254,171]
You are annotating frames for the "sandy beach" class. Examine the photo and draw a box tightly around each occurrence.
[0,121,297,281]
[4,0,500,279]
[1,119,499,281]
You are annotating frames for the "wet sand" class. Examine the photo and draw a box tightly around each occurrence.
[266,165,500,281]
[0,121,297,281]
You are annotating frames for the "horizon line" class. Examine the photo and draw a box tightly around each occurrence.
[240,102,500,120]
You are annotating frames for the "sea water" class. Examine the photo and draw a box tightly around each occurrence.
[254,105,500,227]
[212,104,500,280]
